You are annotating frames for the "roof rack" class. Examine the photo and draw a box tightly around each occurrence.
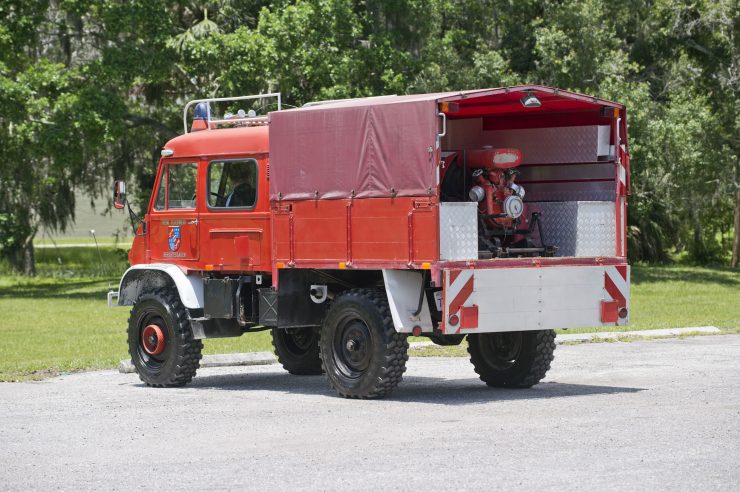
[182,93,282,134]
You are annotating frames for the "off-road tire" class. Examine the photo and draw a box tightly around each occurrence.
[319,289,409,399]
[127,289,203,387]
[271,327,323,375]
[467,330,555,388]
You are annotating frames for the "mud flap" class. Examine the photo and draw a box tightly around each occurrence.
[382,269,435,333]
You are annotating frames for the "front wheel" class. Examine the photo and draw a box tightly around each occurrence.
[467,330,555,388]
[127,289,203,387]
[319,289,408,398]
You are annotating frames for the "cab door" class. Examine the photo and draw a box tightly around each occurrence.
[199,157,270,271]
[148,160,200,262]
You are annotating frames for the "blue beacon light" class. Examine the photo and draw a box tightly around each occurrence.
[193,102,210,120]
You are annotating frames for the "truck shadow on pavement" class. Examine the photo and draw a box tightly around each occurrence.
[182,372,643,405]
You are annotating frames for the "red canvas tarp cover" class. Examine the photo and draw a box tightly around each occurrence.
[267,86,624,201]
[268,96,441,200]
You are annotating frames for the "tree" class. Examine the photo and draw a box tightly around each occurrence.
[650,0,738,264]
[0,1,179,273]
[1,0,736,272]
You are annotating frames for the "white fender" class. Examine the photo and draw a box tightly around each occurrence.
[382,269,434,333]
[118,263,204,309]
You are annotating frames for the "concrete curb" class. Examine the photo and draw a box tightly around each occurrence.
[408,341,436,350]
[118,351,277,374]
[556,326,720,343]
[408,326,722,349]
[120,327,723,372]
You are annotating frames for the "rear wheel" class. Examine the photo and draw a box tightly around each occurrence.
[272,327,323,375]
[467,330,555,388]
[319,289,408,398]
[127,289,202,387]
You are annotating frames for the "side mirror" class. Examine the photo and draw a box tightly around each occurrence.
[113,180,127,210]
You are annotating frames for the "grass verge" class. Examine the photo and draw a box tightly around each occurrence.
[0,251,738,381]
[34,235,132,247]
[0,275,275,381]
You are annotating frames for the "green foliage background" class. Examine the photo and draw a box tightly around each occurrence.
[1,0,738,272]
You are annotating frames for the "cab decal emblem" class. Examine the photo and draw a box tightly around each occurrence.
[168,226,181,252]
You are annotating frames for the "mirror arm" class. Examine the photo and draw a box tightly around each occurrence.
[125,199,146,236]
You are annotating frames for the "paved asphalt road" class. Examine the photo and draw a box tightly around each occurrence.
[1,335,739,491]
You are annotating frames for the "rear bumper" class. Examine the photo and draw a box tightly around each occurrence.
[441,263,629,334]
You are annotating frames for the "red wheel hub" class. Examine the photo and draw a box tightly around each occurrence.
[141,324,166,356]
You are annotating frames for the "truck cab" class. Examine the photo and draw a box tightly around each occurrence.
[129,125,271,273]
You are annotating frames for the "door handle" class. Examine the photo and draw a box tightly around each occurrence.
[188,219,199,225]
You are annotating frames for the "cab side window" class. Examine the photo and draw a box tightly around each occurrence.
[208,160,258,208]
[154,163,198,210]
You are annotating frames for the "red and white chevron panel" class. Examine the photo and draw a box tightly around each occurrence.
[443,269,475,334]
[603,265,630,326]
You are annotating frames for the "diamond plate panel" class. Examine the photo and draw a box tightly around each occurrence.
[529,201,615,257]
[574,202,616,256]
[523,182,614,202]
[486,125,612,164]
[519,163,614,182]
[529,202,577,256]
[439,202,478,261]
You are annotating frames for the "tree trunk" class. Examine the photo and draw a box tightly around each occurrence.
[10,233,37,276]
[690,207,705,262]
[732,186,740,268]
[22,238,36,276]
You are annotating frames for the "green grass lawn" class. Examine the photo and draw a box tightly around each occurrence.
[0,276,274,381]
[34,236,133,247]
[0,247,738,381]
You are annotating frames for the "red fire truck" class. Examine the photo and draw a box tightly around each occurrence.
[111,86,630,398]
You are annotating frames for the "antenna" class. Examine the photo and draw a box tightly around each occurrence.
[90,229,106,276]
